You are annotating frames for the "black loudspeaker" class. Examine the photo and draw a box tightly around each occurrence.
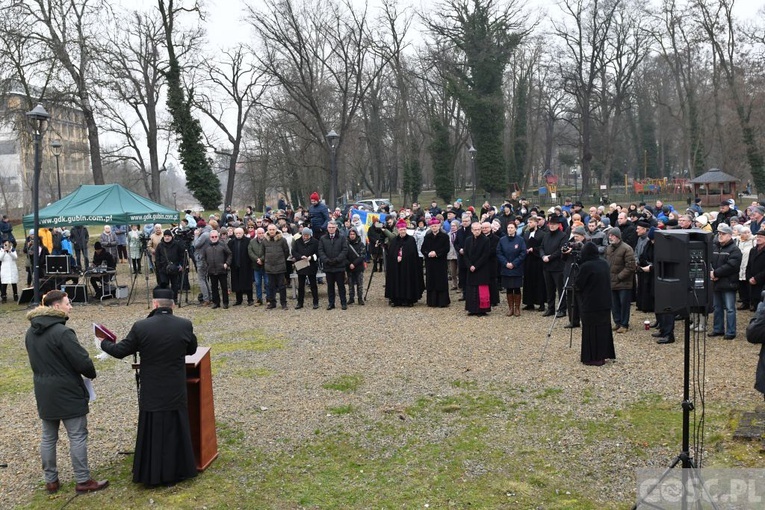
[17,287,34,305]
[61,284,88,303]
[45,255,70,274]
[654,229,713,315]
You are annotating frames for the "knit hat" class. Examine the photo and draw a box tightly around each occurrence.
[310,192,320,202]
[717,223,733,235]
[695,215,708,227]
[572,226,587,237]
[608,227,622,239]
[428,218,440,225]
[163,229,173,236]
[396,220,407,229]
[302,227,313,236]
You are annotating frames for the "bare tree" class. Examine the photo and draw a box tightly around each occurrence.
[246,0,395,207]
[12,0,112,185]
[194,44,269,208]
[693,0,765,194]
[97,10,169,202]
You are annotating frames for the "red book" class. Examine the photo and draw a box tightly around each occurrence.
[93,323,117,342]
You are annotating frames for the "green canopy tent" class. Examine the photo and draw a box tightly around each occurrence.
[23,184,179,229]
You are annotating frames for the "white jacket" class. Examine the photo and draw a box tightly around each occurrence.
[0,248,19,284]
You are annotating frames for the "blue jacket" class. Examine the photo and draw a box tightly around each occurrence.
[497,234,527,277]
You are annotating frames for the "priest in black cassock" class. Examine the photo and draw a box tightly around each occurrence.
[385,220,424,307]
[576,242,616,366]
[522,216,547,311]
[421,218,451,307]
[100,288,198,486]
[463,222,493,316]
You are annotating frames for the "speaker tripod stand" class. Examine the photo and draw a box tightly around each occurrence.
[126,246,152,309]
[633,314,718,510]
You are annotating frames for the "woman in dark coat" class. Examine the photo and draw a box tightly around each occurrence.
[420,218,451,307]
[385,220,424,306]
[522,216,546,311]
[576,241,616,366]
[497,223,527,316]
[463,222,492,316]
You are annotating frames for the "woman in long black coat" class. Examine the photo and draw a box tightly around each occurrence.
[421,219,451,307]
[385,221,424,306]
[463,222,492,316]
[522,217,546,311]
[576,242,616,366]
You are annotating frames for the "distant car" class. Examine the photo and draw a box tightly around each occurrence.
[356,198,392,212]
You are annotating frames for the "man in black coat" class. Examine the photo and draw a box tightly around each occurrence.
[228,227,253,306]
[25,290,108,495]
[710,224,742,339]
[292,227,320,309]
[385,220,424,307]
[318,221,348,310]
[747,300,765,398]
[453,214,472,300]
[747,231,765,310]
[421,218,451,307]
[539,215,568,317]
[463,222,492,316]
[100,288,198,487]
[155,229,185,302]
[90,241,116,298]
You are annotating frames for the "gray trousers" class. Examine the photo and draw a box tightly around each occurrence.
[197,264,210,302]
[41,415,90,483]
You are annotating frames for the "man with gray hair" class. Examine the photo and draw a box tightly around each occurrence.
[192,220,215,305]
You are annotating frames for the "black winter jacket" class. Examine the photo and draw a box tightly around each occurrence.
[711,239,742,292]
[25,307,96,420]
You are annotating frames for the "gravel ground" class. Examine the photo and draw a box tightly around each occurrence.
[1,265,763,507]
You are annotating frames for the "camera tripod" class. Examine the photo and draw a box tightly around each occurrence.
[126,246,153,309]
[539,263,577,362]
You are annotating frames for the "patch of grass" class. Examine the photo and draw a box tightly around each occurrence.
[0,363,33,396]
[322,374,364,393]
[535,387,564,399]
[211,331,286,354]
[451,379,477,389]
[328,404,355,415]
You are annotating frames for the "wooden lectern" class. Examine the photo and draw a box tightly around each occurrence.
[185,347,218,471]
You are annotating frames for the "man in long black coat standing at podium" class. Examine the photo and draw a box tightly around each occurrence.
[100,288,198,487]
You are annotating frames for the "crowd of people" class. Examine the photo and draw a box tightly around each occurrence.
[15,190,765,496]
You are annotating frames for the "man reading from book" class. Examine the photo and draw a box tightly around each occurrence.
[99,287,198,486]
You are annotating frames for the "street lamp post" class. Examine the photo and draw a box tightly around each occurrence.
[173,192,177,211]
[571,167,579,200]
[326,129,339,208]
[468,145,477,206]
[51,140,62,200]
[27,103,50,305]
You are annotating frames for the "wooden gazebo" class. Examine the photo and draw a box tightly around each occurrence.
[689,168,739,207]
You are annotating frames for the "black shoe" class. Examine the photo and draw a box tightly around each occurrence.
[312,303,319,309]
[649,321,659,328]
[211,304,220,309]
[737,304,750,310]
[327,304,335,310]
[724,334,736,340]
[656,336,675,344]
[357,299,365,306]
[247,300,255,306]
[1,296,6,303]
[522,304,535,310]
[295,304,303,310]
[707,332,724,337]
[542,309,554,317]
[281,303,288,310]
[341,304,348,310]
[651,332,663,338]
[222,304,229,309]
[538,306,546,312]
[563,322,580,329]
[256,299,263,306]
[266,302,276,310]
[232,301,243,306]
[348,297,355,304]
[555,311,566,318]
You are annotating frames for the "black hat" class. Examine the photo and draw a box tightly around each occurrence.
[721,199,733,206]
[152,288,174,300]
[574,201,583,207]
[163,229,173,236]
[547,214,561,224]
[93,241,102,250]
[636,220,651,229]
